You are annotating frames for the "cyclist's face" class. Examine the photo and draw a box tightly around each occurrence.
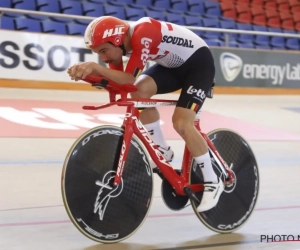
[93,42,123,65]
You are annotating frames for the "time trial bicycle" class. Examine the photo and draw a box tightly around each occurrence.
[61,75,259,243]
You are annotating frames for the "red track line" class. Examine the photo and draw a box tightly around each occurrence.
[0,205,299,227]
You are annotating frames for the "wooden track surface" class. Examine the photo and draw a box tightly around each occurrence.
[1,88,300,250]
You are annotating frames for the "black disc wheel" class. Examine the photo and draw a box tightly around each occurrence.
[62,125,153,243]
[190,129,259,233]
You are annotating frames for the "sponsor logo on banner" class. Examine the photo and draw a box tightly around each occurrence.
[220,53,243,82]
[220,52,300,85]
[243,62,300,85]
[0,30,155,83]
[0,30,99,82]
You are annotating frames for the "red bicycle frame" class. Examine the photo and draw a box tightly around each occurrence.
[82,75,235,196]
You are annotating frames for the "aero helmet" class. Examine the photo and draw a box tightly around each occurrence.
[84,16,129,49]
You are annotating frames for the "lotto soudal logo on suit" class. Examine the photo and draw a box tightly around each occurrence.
[140,37,152,66]
[187,86,206,100]
[186,86,206,111]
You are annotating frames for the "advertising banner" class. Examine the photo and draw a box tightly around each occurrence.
[0,30,106,83]
[211,48,300,88]
[0,30,152,83]
[1,30,299,88]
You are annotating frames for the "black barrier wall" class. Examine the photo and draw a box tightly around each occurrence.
[210,48,300,88]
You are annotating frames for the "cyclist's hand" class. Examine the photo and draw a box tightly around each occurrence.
[68,62,98,81]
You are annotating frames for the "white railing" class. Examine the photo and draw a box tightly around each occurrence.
[1,7,300,46]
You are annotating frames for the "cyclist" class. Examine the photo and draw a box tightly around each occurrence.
[68,16,223,212]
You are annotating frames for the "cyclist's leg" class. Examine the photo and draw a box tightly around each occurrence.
[131,74,159,124]
[131,64,182,162]
[171,47,223,211]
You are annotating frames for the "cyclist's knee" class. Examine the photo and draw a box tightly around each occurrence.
[131,75,157,98]
[172,117,193,137]
[172,107,196,137]
[131,84,152,98]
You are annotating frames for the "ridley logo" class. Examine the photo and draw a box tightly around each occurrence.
[135,119,171,167]
[141,37,152,66]
[116,141,126,178]
[102,27,125,38]
[220,53,243,82]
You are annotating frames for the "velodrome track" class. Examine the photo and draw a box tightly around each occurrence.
[0,81,300,250]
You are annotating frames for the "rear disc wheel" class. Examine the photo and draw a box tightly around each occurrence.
[190,129,259,233]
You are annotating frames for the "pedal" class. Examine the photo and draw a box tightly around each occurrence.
[183,186,201,203]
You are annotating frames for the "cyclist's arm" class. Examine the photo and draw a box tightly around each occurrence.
[92,63,135,85]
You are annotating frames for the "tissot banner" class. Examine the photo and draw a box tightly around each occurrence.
[0,30,153,83]
[211,48,300,88]
[1,30,299,87]
[0,30,102,82]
